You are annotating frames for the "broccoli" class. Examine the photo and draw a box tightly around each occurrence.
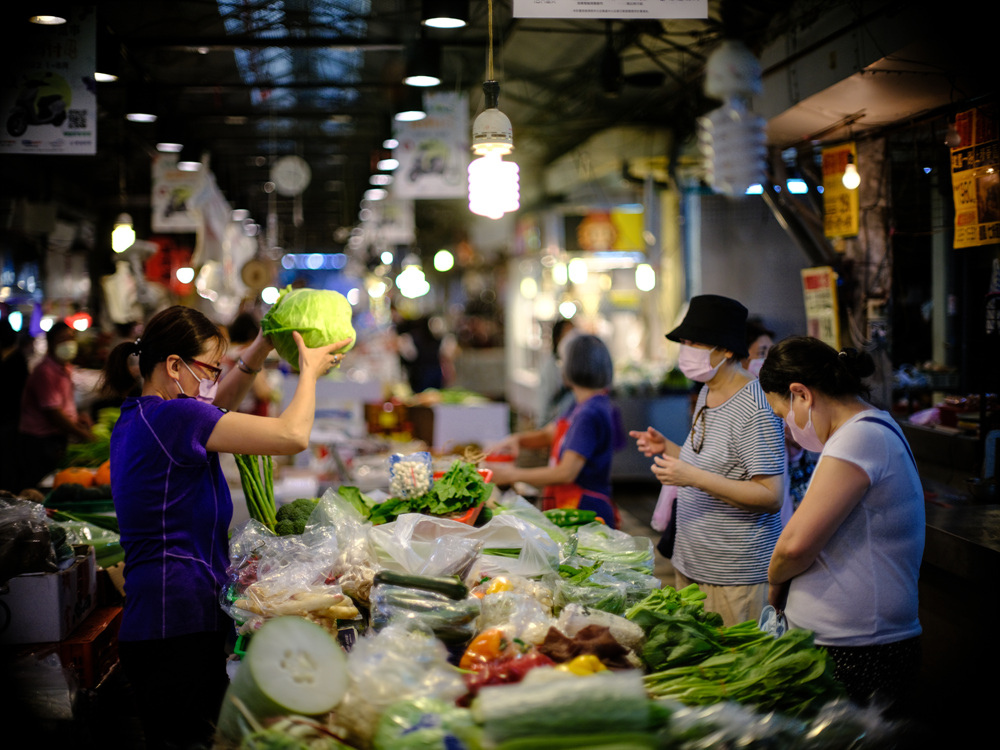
[274,497,319,535]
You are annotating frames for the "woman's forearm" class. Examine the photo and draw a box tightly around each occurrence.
[694,470,784,513]
[215,337,273,411]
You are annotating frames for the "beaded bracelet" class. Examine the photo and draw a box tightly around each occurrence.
[237,357,261,374]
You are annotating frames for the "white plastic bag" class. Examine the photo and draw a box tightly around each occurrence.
[651,484,677,533]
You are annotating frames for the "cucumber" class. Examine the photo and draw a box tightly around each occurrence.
[472,670,651,744]
[215,616,348,743]
[373,569,469,600]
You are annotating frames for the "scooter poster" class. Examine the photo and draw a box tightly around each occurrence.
[0,7,97,155]
[392,91,469,200]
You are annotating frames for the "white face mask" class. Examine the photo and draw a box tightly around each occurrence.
[54,341,78,362]
[746,358,765,377]
[678,344,720,383]
[784,396,825,452]
[177,360,219,403]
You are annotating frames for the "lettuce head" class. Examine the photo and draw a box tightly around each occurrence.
[261,285,356,371]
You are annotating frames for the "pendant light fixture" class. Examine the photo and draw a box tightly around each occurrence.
[394,88,427,122]
[842,152,861,190]
[111,213,136,253]
[421,0,468,29]
[403,32,442,88]
[468,0,519,220]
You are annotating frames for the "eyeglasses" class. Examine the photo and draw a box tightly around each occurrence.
[691,405,708,454]
[189,359,223,382]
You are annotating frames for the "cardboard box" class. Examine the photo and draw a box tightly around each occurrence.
[0,547,97,645]
[58,606,123,689]
[410,403,510,454]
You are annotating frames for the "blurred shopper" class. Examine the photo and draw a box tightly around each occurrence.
[396,314,446,393]
[487,334,626,528]
[540,317,577,425]
[742,317,775,377]
[17,322,96,490]
[224,312,277,416]
[630,295,785,626]
[758,336,924,715]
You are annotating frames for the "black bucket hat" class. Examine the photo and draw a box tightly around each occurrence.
[666,294,750,358]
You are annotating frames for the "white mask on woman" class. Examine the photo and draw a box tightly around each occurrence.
[746,358,765,377]
[785,395,825,452]
[54,341,78,362]
[678,344,720,383]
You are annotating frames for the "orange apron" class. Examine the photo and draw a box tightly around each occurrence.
[541,415,621,528]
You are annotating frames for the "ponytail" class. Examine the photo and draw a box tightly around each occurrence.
[100,339,141,397]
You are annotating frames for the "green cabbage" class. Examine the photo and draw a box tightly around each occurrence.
[261,286,356,371]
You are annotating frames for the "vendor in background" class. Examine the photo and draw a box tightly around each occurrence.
[630,295,785,627]
[486,334,626,528]
[540,317,577,425]
[17,322,96,491]
[224,311,277,416]
[758,336,924,716]
[99,305,350,750]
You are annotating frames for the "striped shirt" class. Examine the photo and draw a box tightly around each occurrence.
[671,380,785,585]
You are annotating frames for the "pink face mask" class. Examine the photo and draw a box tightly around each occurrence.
[678,344,720,383]
[746,358,765,377]
[785,396,824,452]
[177,361,219,403]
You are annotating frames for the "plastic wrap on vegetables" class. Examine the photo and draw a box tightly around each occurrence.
[369,573,481,648]
[372,697,482,750]
[574,522,655,573]
[333,624,467,748]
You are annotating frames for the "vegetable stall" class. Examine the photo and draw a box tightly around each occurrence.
[211,457,912,750]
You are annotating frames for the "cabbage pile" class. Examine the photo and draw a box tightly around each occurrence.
[261,285,356,371]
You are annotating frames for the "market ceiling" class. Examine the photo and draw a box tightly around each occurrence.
[1,0,992,260]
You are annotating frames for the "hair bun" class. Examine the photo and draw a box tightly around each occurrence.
[839,347,876,379]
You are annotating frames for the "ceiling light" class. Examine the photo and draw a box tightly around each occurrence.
[155,118,184,153]
[125,88,158,123]
[433,249,455,272]
[403,35,442,88]
[364,188,388,201]
[786,177,809,194]
[468,81,519,219]
[177,143,204,172]
[28,3,69,25]
[112,213,136,253]
[377,158,399,171]
[394,89,427,122]
[635,263,656,292]
[370,174,393,186]
[95,26,122,82]
[422,0,468,29]
[842,153,861,190]
[383,138,399,149]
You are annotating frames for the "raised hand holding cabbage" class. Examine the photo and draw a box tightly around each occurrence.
[261,285,356,371]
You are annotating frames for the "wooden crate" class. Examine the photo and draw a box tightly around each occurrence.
[58,606,123,690]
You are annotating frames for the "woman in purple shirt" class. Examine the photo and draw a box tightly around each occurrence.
[99,305,350,750]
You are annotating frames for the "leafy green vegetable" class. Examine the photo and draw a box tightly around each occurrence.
[261,285,356,371]
[346,460,494,525]
[642,628,844,717]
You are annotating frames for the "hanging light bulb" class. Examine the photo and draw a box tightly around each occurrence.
[111,213,135,253]
[468,80,519,219]
[842,153,861,190]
